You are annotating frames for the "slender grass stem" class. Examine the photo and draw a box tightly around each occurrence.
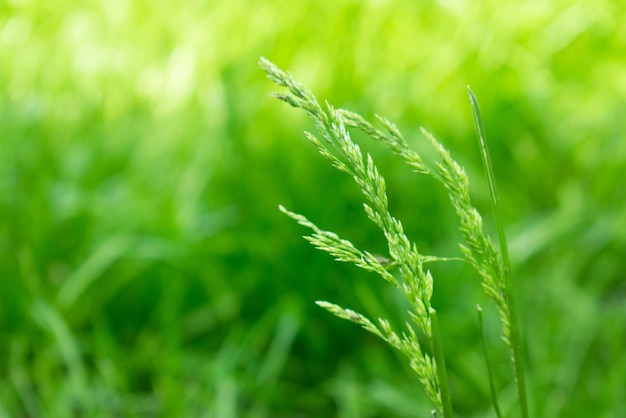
[264,58,531,416]
[430,310,454,418]
[477,304,502,418]
[467,86,529,418]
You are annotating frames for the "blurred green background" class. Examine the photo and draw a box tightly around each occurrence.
[1,0,625,416]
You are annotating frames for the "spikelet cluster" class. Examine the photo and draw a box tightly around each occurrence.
[261,57,512,414]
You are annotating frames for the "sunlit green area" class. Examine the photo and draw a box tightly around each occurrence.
[1,0,625,416]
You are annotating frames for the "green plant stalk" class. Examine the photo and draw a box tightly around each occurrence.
[477,304,502,418]
[430,310,454,418]
[261,57,445,412]
[467,86,529,418]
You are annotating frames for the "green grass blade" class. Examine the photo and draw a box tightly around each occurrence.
[430,310,454,418]
[467,86,529,418]
[477,305,503,418]
[466,87,510,269]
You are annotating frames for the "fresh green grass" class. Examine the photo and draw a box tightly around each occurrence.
[2,1,626,417]
[260,58,529,417]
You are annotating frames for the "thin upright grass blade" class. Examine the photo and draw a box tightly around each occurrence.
[468,86,529,418]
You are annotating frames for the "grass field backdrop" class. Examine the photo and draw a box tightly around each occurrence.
[1,1,625,416]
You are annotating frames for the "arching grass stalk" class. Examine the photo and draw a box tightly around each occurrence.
[468,87,529,418]
[261,57,527,417]
[260,57,452,416]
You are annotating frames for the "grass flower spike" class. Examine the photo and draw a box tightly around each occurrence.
[261,57,528,418]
